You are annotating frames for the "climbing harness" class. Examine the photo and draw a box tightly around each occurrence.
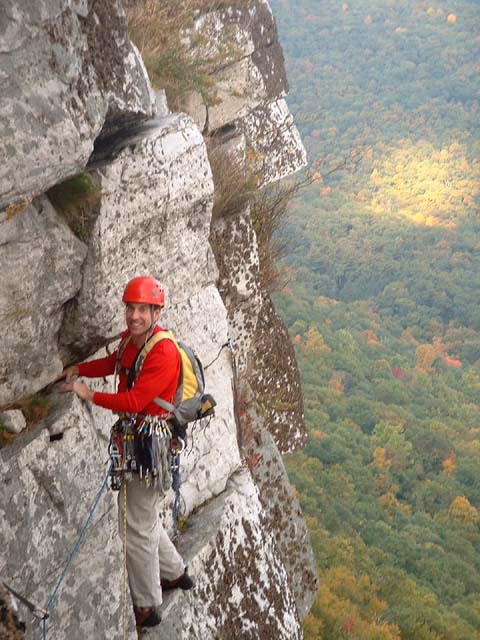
[3,463,112,639]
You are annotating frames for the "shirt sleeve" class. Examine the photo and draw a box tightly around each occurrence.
[77,351,117,378]
[92,339,180,414]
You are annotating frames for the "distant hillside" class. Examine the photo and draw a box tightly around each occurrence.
[270,0,480,637]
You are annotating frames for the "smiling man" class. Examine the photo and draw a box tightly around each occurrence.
[60,276,193,632]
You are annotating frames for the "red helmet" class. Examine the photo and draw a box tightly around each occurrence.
[122,276,165,307]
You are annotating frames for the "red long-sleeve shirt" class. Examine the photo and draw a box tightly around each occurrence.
[77,326,180,416]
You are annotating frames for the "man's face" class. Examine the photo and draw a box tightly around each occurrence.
[125,303,160,337]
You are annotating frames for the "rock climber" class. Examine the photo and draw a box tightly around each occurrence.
[59,276,193,631]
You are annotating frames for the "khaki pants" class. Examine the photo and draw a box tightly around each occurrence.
[118,475,185,607]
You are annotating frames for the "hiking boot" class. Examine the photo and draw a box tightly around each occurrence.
[134,606,162,629]
[161,568,194,592]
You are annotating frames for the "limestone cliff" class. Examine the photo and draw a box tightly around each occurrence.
[0,1,317,638]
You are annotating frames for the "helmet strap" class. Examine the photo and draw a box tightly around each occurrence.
[149,305,158,333]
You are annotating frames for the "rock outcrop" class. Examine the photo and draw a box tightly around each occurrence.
[0,0,155,211]
[0,1,317,638]
[1,196,87,405]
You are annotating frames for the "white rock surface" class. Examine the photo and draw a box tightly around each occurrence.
[179,0,306,184]
[0,410,26,434]
[0,399,135,639]
[0,0,155,210]
[211,208,263,374]
[185,0,288,130]
[157,469,303,640]
[0,196,87,405]
[239,97,308,184]
[249,430,318,619]
[60,112,215,357]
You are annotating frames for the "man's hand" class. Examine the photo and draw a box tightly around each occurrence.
[63,365,80,383]
[51,365,80,386]
[61,379,94,402]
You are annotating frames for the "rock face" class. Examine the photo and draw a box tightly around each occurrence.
[0,0,155,210]
[0,395,129,639]
[161,470,303,640]
[185,0,288,131]
[0,1,317,638]
[0,196,87,405]
[60,112,215,358]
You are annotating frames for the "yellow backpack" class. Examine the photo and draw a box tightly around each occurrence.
[118,330,216,436]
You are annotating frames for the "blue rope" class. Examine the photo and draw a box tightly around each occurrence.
[42,462,113,639]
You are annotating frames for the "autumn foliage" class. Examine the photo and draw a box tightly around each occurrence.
[272,0,480,636]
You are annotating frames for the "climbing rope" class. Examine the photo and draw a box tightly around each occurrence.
[122,479,128,640]
[171,437,186,541]
[203,340,230,370]
[38,462,113,639]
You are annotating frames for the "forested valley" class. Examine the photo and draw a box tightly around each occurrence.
[269,0,480,637]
